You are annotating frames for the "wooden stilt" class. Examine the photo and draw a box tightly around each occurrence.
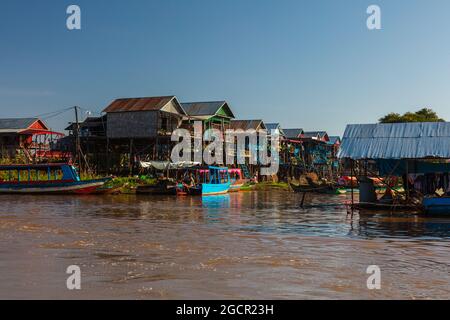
[300,192,307,208]
[350,159,355,216]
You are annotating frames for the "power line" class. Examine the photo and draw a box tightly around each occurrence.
[34,106,73,118]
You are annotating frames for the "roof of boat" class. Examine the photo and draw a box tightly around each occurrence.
[0,163,74,169]
[185,166,230,171]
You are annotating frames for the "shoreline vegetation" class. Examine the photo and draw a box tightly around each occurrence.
[103,178,292,194]
[0,157,303,194]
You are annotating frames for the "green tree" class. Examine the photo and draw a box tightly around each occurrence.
[379,108,444,123]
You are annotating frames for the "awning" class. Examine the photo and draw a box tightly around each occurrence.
[19,129,65,136]
[140,161,201,170]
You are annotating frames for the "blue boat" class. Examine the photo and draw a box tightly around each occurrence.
[187,166,231,196]
[422,197,450,215]
[0,163,111,194]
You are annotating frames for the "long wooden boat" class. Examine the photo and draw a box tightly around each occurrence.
[289,182,337,194]
[352,201,420,213]
[229,168,246,192]
[136,180,178,195]
[0,163,110,194]
[422,197,450,215]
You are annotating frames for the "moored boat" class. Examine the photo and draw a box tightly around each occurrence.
[136,179,178,195]
[422,197,450,215]
[289,181,337,194]
[0,163,110,194]
[229,168,246,192]
[185,166,231,196]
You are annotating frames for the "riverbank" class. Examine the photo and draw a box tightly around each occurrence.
[103,178,292,194]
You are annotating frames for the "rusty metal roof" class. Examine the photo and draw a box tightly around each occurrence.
[103,96,185,114]
[230,120,266,131]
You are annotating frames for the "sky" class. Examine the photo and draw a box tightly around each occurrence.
[1,0,450,136]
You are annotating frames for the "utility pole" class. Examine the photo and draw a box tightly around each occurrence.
[74,106,82,172]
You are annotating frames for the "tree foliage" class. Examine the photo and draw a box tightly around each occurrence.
[379,108,444,123]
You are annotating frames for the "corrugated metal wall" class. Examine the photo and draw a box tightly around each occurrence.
[107,111,159,138]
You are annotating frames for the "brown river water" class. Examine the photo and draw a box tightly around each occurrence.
[0,190,449,300]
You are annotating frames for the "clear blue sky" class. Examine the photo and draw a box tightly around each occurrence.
[1,0,450,135]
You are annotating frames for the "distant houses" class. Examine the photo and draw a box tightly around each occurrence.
[283,128,304,140]
[103,96,186,139]
[182,101,235,132]
[0,95,341,179]
[265,123,285,138]
[0,118,65,161]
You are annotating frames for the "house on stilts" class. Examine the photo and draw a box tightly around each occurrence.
[339,121,450,215]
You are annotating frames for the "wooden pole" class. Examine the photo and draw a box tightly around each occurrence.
[129,138,133,176]
[106,138,110,175]
[300,192,307,208]
[350,159,355,214]
[406,160,410,201]
[74,106,82,172]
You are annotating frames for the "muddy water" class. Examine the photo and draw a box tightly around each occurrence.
[0,191,448,300]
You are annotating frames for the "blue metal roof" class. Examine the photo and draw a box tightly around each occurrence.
[328,136,341,145]
[265,123,280,130]
[265,123,285,136]
[338,122,450,159]
[0,118,39,130]
[283,128,304,139]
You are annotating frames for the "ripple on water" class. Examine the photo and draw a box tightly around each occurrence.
[0,191,449,299]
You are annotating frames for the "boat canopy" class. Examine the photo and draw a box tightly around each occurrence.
[0,163,80,182]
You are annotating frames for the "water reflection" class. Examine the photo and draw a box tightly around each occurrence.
[201,194,231,209]
[1,191,449,240]
[0,191,449,299]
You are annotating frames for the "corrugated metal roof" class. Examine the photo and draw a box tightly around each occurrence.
[0,118,39,130]
[103,96,185,114]
[304,131,327,138]
[181,101,235,118]
[230,120,265,131]
[283,128,304,139]
[65,116,107,131]
[338,122,450,159]
[265,123,280,130]
[328,136,341,145]
[265,123,285,136]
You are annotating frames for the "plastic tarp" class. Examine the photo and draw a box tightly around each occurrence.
[338,122,450,160]
[140,161,201,170]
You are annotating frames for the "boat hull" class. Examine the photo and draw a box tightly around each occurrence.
[201,182,231,196]
[0,179,109,195]
[423,197,450,215]
[289,182,336,194]
[136,181,178,195]
[229,183,244,192]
